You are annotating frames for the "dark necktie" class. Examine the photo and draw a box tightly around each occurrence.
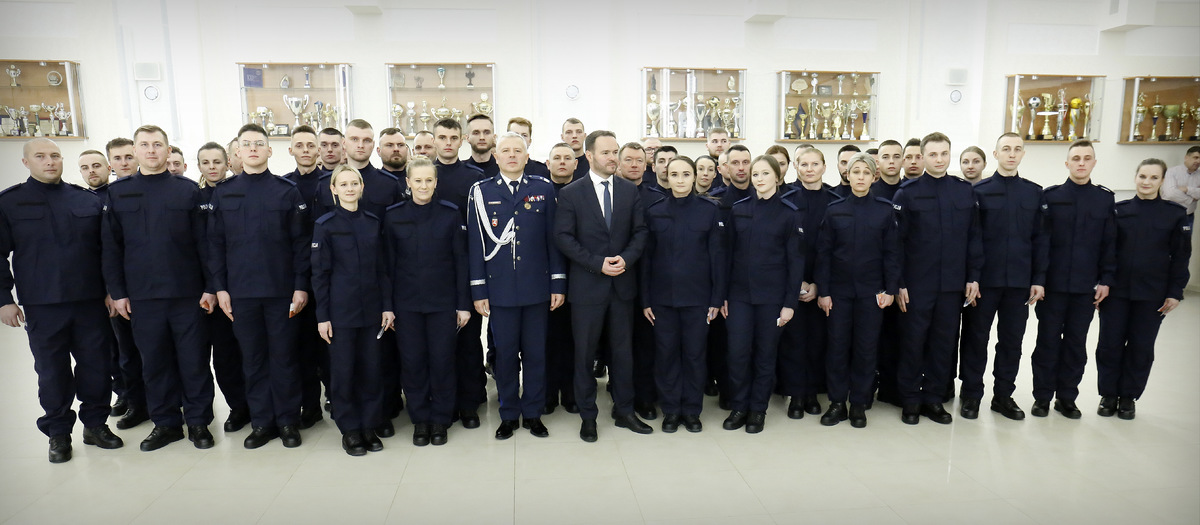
[510,180,519,195]
[601,180,612,229]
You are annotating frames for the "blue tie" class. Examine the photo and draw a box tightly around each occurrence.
[601,180,612,229]
[510,180,519,195]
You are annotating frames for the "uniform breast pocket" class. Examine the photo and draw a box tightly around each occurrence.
[71,206,101,240]
[265,200,293,234]
[830,215,854,231]
[649,215,672,233]
[389,221,416,238]
[167,199,194,236]
[217,198,245,236]
[733,214,752,233]
[10,203,45,221]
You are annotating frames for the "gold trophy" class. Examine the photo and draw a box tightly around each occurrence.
[1191,100,1200,141]
[858,100,871,140]
[1039,93,1054,139]
[1164,104,1180,141]
[808,98,819,139]
[830,101,843,140]
[419,101,431,131]
[391,103,405,130]
[1149,96,1164,141]
[820,102,833,139]
[1068,98,1082,141]
[646,94,661,137]
[1026,96,1041,140]
[719,98,735,134]
[1081,94,1092,139]
[1054,89,1068,141]
[432,97,453,122]
[1179,102,1190,141]
[1010,90,1024,134]
[1132,92,1147,141]
[784,106,798,139]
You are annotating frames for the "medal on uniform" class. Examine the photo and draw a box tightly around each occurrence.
[524,203,531,210]
[491,218,498,227]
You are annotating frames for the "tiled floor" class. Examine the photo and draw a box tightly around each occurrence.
[0,294,1197,524]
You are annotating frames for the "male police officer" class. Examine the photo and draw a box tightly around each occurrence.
[1,138,123,463]
[467,132,566,439]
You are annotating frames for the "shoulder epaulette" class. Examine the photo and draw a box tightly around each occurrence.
[1045,183,1062,192]
[317,171,332,181]
[708,186,727,197]
[731,196,752,208]
[699,195,720,207]
[1015,177,1042,189]
[439,199,459,211]
[315,211,336,225]
[827,195,847,207]
[1097,184,1114,194]
[779,187,798,201]
[109,176,133,186]
[385,201,408,212]
[1163,199,1187,211]
[781,198,800,211]
[364,211,380,221]
[874,196,895,206]
[463,163,485,175]
[0,183,23,198]
[899,177,920,188]
[1115,199,1134,207]
[376,170,400,181]
[528,175,551,185]
[275,176,297,187]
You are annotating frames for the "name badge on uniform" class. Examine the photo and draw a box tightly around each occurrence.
[487,201,501,205]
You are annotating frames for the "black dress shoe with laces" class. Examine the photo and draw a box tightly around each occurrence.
[1030,399,1050,417]
[990,397,1025,420]
[524,417,550,438]
[140,426,185,451]
[901,404,920,425]
[802,395,822,416]
[375,421,395,438]
[1053,399,1082,419]
[661,414,681,433]
[224,409,251,433]
[1117,398,1136,420]
[364,431,384,452]
[787,398,804,420]
[580,419,598,442]
[110,395,129,417]
[495,420,519,440]
[342,432,367,456]
[745,411,766,434]
[412,423,431,446]
[188,425,215,449]
[920,403,953,424]
[459,410,481,429]
[244,426,278,449]
[48,435,71,464]
[820,403,848,426]
[723,410,748,430]
[682,415,703,433]
[430,424,448,446]
[635,402,658,421]
[279,425,302,447]
[1097,396,1118,417]
[848,404,868,428]
[116,405,149,430]
[960,398,981,420]
[615,414,653,434]
[82,425,124,449]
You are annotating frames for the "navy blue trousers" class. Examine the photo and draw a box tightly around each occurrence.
[396,310,457,426]
[826,296,883,406]
[328,326,384,433]
[295,305,330,412]
[545,303,575,407]
[207,311,248,413]
[1096,297,1163,400]
[25,301,113,437]
[960,287,1029,400]
[897,291,961,405]
[231,297,300,428]
[455,310,487,411]
[706,315,730,401]
[572,298,635,420]
[652,305,708,416]
[778,299,825,397]
[110,316,146,408]
[875,303,902,398]
[632,308,657,405]
[1031,292,1094,402]
[725,301,783,412]
[492,303,549,421]
[130,298,214,427]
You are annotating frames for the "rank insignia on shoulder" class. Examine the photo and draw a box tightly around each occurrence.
[798,227,804,234]
[311,242,319,248]
[1184,225,1193,232]
[893,204,902,211]
[1042,204,1048,210]
[102,204,108,211]
[299,204,307,210]
[718,221,724,227]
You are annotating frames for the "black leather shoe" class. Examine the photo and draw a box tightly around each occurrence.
[745,411,766,434]
[116,405,149,430]
[299,408,324,430]
[1030,399,1050,417]
[140,426,184,452]
[524,417,549,438]
[459,410,481,429]
[592,360,606,378]
[364,431,384,452]
[1053,399,1082,419]
[563,401,580,414]
[635,402,658,421]
[901,404,920,425]
[495,420,519,440]
[279,425,302,448]
[718,398,732,411]
[920,403,953,424]
[224,409,250,433]
[802,395,822,415]
[820,403,848,426]
[661,414,681,433]
[704,382,719,397]
[1117,398,1136,420]
[48,435,71,463]
[244,426,279,449]
[82,425,124,449]
[960,398,981,420]
[542,401,557,415]
[430,424,448,446]
[1097,396,1118,417]
[787,398,804,420]
[723,410,748,430]
[682,415,703,433]
[848,404,868,428]
[187,425,214,449]
[580,419,598,442]
[342,432,367,457]
[990,397,1026,420]
[375,421,395,438]
[110,395,128,417]
[412,423,431,446]
[615,414,653,434]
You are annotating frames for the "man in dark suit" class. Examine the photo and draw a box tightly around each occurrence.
[554,130,651,442]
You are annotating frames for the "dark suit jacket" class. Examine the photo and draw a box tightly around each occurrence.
[554,174,648,305]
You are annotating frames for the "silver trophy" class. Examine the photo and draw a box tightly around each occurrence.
[55,105,71,136]
[1026,96,1041,139]
[43,102,58,136]
[302,66,311,88]
[392,103,405,131]
[465,70,475,90]
[283,94,309,127]
[406,102,416,134]
[28,104,42,137]
[419,101,431,131]
[6,65,20,87]
[437,67,446,89]
[646,94,661,137]
[1054,88,1067,140]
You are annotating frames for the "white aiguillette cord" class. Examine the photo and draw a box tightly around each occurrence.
[470,184,516,262]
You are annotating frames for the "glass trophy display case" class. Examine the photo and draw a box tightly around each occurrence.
[641,67,746,141]
[1003,74,1104,143]
[386,63,495,137]
[1,60,85,139]
[238,63,352,137]
[1119,76,1200,144]
[777,70,878,143]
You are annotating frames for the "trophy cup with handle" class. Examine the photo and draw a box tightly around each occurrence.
[1149,96,1163,141]
[302,66,311,89]
[1039,93,1054,139]
[6,65,20,87]
[784,106,797,139]
[391,103,405,131]
[646,94,661,137]
[846,100,860,140]
[433,97,453,122]
[43,102,58,136]
[419,101,431,131]
[1190,99,1200,141]
[1054,89,1068,141]
[406,102,416,134]
[28,104,43,137]
[1179,102,1190,141]
[858,100,871,140]
[55,105,71,136]
[1026,96,1041,140]
[1164,104,1180,141]
[1132,92,1147,141]
[1068,98,1082,141]
[808,98,819,139]
[820,102,833,139]
[283,94,309,127]
[1081,94,1092,139]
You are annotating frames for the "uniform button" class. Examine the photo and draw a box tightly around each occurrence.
[516,241,520,245]
[516,226,520,230]
[517,256,521,261]
[514,211,519,215]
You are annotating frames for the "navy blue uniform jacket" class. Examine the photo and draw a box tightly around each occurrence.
[1111,197,1191,301]
[891,173,983,292]
[973,173,1049,288]
[640,193,727,309]
[467,174,567,306]
[727,192,805,305]
[1041,179,1117,294]
[383,199,469,313]
[311,207,387,327]
[814,194,901,298]
[208,170,310,298]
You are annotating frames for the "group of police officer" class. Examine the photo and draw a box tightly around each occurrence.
[0,113,1191,463]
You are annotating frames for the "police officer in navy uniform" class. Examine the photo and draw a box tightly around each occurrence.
[209,123,311,449]
[1,138,123,463]
[814,153,901,428]
[781,146,839,419]
[869,140,908,407]
[1029,139,1116,419]
[468,132,566,440]
[383,157,470,446]
[311,165,390,456]
[543,142,580,414]
[377,127,410,192]
[958,133,1048,421]
[640,156,727,433]
[431,117,489,428]
[620,142,664,421]
[722,154,804,434]
[892,132,982,426]
[103,125,217,452]
[1095,158,1191,420]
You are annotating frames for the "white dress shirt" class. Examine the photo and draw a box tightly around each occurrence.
[1161,164,1200,214]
